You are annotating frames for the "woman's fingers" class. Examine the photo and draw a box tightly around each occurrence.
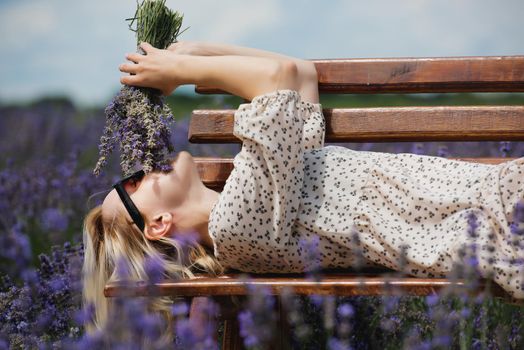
[120,70,170,95]
[120,74,142,86]
[118,44,178,96]
[126,53,143,63]
[119,63,139,74]
[139,42,155,54]
[167,42,179,51]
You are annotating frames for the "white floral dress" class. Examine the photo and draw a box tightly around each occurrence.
[208,89,524,299]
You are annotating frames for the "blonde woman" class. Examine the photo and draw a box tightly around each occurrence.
[83,41,524,336]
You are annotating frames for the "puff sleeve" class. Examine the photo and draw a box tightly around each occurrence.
[208,89,325,272]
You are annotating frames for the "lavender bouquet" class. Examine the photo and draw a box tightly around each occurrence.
[93,0,189,177]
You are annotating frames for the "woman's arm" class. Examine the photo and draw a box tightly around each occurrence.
[168,41,319,103]
[169,40,316,76]
[120,42,299,101]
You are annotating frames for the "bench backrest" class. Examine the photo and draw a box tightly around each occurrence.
[190,55,524,192]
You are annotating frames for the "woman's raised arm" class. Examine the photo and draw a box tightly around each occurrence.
[168,40,319,103]
[119,42,299,101]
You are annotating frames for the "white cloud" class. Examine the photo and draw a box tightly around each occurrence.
[326,0,524,57]
[170,0,282,42]
[0,2,58,50]
[0,0,522,105]
[0,0,284,104]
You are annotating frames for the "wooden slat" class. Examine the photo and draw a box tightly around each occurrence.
[189,106,524,143]
[195,56,524,94]
[194,157,518,191]
[104,273,515,302]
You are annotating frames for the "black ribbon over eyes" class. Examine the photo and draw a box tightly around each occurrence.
[112,169,146,232]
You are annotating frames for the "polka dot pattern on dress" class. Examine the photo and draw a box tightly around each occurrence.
[208,89,524,299]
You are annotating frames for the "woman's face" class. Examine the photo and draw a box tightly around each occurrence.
[101,151,200,227]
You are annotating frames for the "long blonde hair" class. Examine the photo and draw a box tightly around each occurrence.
[82,205,225,339]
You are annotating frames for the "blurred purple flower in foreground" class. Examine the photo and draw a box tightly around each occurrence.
[238,278,277,349]
[41,208,69,232]
[510,200,524,237]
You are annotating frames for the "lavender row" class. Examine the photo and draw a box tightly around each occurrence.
[0,95,523,348]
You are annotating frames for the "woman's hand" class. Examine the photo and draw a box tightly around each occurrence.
[167,40,204,56]
[119,42,182,96]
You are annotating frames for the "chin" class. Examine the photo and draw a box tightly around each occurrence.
[169,151,199,184]
[169,151,193,169]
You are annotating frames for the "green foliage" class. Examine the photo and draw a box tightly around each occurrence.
[127,0,189,49]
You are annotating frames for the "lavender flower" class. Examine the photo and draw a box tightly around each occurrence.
[238,277,277,348]
[410,142,425,155]
[349,227,365,271]
[93,0,186,177]
[3,80,524,349]
[437,144,450,157]
[467,212,479,239]
[171,301,189,318]
[40,207,69,232]
[298,234,322,282]
[499,141,512,157]
[425,294,439,307]
[337,303,354,319]
[309,294,324,308]
[327,337,352,350]
[510,200,524,237]
[280,287,313,346]
[93,86,176,177]
[144,254,165,284]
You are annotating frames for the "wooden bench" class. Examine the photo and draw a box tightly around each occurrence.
[105,55,524,349]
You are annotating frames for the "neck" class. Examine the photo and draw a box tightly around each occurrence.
[192,184,220,250]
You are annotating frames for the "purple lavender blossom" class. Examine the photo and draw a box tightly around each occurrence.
[144,255,165,284]
[349,228,365,271]
[425,294,439,307]
[327,337,352,350]
[510,200,524,237]
[94,85,176,177]
[499,141,512,157]
[337,303,354,319]
[171,301,189,318]
[74,303,95,326]
[238,279,277,348]
[173,297,219,350]
[309,294,324,308]
[467,212,479,239]
[238,310,259,347]
[410,143,425,155]
[40,208,69,232]
[437,144,450,157]
[298,234,322,282]
[174,319,199,348]
[432,335,452,347]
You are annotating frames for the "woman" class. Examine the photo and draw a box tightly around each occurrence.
[83,41,524,334]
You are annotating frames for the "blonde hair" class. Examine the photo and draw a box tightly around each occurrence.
[82,205,225,340]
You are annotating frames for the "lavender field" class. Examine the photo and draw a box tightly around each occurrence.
[1,92,524,349]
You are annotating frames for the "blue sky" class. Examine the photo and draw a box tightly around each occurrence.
[1,0,523,106]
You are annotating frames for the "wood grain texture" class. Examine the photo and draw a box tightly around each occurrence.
[104,273,518,304]
[188,106,524,143]
[195,56,524,94]
[193,157,518,191]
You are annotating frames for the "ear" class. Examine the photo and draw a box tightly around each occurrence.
[144,212,174,241]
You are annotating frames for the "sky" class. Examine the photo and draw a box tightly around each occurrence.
[1,0,523,106]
